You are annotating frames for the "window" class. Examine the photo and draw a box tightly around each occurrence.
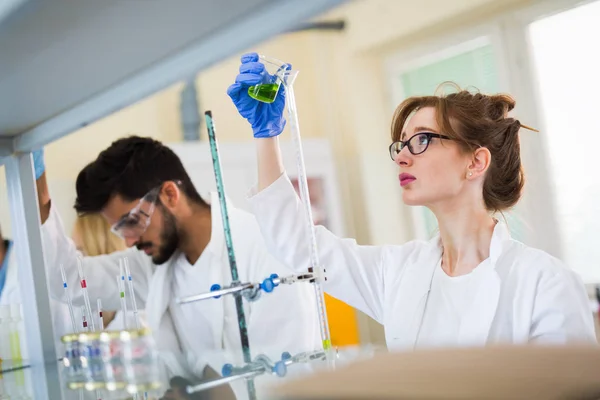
[529,0,600,283]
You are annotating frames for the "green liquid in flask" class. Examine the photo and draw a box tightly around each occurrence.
[248,84,279,103]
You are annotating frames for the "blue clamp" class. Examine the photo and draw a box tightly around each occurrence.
[272,360,287,377]
[222,363,233,377]
[259,273,280,293]
[281,352,292,361]
[210,284,222,299]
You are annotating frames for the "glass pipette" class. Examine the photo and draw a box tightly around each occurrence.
[59,263,78,332]
[81,306,89,332]
[124,257,141,329]
[97,299,104,331]
[117,269,128,330]
[284,74,333,355]
[76,257,96,331]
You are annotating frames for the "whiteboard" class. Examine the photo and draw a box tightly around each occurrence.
[168,138,346,236]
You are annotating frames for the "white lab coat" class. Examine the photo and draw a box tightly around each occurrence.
[40,192,321,397]
[248,173,597,350]
[0,240,73,359]
[104,309,148,331]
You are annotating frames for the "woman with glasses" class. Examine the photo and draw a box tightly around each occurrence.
[228,53,596,349]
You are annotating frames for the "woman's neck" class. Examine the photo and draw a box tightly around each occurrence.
[431,200,496,277]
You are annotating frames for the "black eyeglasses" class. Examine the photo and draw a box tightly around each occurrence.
[389,132,451,160]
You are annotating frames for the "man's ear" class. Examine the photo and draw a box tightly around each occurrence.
[160,181,181,209]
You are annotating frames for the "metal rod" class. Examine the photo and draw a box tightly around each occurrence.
[176,271,314,305]
[284,350,326,366]
[205,110,256,399]
[186,348,330,395]
[186,370,261,394]
[177,282,256,304]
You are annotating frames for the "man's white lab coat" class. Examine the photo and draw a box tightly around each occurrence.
[248,173,597,349]
[40,193,320,397]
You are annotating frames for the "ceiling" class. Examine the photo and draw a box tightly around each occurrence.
[0,0,344,152]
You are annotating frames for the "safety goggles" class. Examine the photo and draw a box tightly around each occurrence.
[110,186,161,239]
[389,132,451,160]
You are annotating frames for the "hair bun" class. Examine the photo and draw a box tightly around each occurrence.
[488,94,516,120]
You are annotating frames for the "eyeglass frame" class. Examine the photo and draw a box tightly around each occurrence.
[109,180,181,239]
[388,132,452,161]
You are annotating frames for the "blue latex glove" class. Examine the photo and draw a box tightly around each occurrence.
[227,52,290,138]
[32,149,45,180]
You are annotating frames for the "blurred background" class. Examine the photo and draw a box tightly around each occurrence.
[2,0,600,347]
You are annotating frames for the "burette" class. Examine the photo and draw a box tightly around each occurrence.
[283,73,333,357]
[205,110,256,400]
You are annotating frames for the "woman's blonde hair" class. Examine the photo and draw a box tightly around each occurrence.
[72,213,126,256]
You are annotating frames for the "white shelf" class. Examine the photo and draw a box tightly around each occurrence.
[0,0,343,152]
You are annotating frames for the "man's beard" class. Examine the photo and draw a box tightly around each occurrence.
[152,206,180,265]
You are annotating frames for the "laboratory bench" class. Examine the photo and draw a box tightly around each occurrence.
[4,345,600,399]
[0,344,382,400]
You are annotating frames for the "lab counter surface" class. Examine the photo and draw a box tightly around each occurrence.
[0,345,383,399]
[0,357,231,400]
[273,345,600,400]
[0,357,256,399]
[4,345,600,399]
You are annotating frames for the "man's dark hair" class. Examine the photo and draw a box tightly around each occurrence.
[74,136,207,214]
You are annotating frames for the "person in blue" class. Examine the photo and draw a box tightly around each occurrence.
[0,226,13,304]
[0,150,46,306]
[0,150,71,357]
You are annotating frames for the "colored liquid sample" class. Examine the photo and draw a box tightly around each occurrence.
[248,84,279,103]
